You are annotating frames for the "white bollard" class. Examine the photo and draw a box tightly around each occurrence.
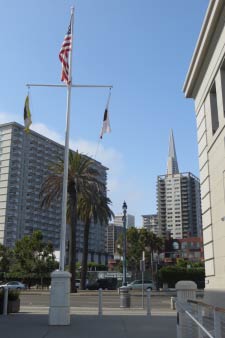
[175,281,197,338]
[49,270,71,326]
[98,288,102,316]
[171,296,176,310]
[146,289,151,316]
[3,286,8,316]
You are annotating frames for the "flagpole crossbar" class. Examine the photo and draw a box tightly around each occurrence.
[26,83,113,88]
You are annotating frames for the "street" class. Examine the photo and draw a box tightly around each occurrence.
[20,291,173,310]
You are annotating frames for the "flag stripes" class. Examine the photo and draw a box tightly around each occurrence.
[59,19,72,84]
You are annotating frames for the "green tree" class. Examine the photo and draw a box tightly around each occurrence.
[87,262,107,271]
[0,244,13,278]
[40,150,104,292]
[139,228,164,284]
[9,230,57,286]
[78,192,114,289]
[117,228,164,281]
[176,258,188,268]
[117,227,142,277]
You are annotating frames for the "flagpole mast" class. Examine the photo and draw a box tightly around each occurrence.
[59,6,74,271]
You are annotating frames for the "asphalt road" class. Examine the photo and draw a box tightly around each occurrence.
[20,291,172,310]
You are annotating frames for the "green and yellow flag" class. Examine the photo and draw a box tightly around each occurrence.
[24,95,32,132]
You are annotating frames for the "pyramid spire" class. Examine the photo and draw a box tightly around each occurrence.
[167,129,179,175]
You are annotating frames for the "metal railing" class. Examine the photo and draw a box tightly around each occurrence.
[176,299,225,338]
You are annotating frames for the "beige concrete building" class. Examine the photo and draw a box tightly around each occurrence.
[183,0,225,306]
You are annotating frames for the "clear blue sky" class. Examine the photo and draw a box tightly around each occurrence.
[0,0,209,226]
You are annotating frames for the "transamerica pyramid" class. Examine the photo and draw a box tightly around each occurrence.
[167,129,179,175]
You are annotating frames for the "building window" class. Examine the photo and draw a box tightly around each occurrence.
[210,83,219,135]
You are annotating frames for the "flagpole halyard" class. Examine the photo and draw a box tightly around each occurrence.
[94,139,101,159]
[106,87,111,109]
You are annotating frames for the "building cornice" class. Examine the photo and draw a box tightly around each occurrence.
[183,0,224,98]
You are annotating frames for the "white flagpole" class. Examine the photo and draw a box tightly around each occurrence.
[59,7,74,271]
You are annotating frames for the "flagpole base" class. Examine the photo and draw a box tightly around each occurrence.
[49,270,71,326]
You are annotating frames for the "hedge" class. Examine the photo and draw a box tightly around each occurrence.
[158,266,205,289]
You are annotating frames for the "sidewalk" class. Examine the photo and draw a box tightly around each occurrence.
[0,312,176,338]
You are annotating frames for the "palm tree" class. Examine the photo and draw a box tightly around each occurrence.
[78,191,114,289]
[40,150,103,292]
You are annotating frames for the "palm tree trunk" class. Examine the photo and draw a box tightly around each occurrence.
[81,219,90,290]
[68,193,77,293]
[150,251,154,287]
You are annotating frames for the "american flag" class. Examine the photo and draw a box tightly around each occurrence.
[59,19,72,84]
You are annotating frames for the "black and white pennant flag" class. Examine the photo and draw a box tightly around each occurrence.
[100,91,111,139]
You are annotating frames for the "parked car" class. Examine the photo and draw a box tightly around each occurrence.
[0,281,26,290]
[127,280,153,290]
[87,278,117,290]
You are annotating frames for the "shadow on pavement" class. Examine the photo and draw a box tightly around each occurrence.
[0,313,176,338]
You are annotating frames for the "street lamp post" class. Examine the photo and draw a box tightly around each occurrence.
[122,201,127,286]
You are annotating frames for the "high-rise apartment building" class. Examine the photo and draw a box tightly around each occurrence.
[183,0,225,307]
[142,214,159,235]
[114,214,135,229]
[0,122,107,263]
[157,130,202,239]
